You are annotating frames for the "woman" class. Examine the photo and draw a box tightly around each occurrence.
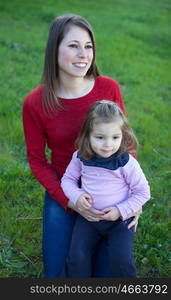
[22,13,141,277]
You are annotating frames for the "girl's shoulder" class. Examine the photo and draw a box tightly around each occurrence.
[123,153,141,171]
[71,150,80,160]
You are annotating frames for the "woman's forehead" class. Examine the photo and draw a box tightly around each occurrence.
[62,25,92,43]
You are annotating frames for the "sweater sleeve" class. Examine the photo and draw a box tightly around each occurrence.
[112,79,126,116]
[61,151,86,204]
[116,155,151,220]
[113,79,138,158]
[22,94,69,210]
[113,79,137,158]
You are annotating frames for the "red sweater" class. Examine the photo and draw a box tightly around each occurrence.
[22,76,125,210]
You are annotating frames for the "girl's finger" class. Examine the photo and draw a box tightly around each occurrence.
[89,208,105,215]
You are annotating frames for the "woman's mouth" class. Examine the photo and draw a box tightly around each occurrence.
[73,63,87,68]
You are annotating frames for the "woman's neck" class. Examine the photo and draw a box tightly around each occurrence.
[56,76,94,99]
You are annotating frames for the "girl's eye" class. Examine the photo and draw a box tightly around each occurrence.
[96,136,103,139]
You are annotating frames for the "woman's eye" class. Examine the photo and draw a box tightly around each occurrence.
[69,44,77,48]
[85,45,93,49]
[68,44,93,49]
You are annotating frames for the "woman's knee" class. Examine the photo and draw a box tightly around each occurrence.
[43,191,76,230]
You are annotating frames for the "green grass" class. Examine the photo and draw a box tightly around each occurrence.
[0,0,171,278]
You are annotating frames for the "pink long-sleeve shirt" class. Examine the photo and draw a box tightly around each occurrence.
[61,150,150,220]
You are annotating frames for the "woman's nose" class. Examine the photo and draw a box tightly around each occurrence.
[78,47,86,57]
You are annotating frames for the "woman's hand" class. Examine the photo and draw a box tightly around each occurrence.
[126,208,142,231]
[93,205,142,232]
[68,200,104,222]
[68,200,142,228]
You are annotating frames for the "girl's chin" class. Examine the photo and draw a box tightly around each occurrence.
[99,151,115,157]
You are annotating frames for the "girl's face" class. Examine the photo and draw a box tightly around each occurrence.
[58,25,93,80]
[90,121,122,158]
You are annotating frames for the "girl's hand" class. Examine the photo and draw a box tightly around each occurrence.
[76,194,93,211]
[100,206,121,221]
[68,200,104,222]
[78,207,104,222]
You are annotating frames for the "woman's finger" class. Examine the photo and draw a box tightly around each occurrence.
[85,215,100,222]
[127,215,139,231]
[126,207,143,219]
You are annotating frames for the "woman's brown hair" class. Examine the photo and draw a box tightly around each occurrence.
[76,100,139,159]
[41,14,100,114]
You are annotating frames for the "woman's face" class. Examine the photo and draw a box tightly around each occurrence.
[58,25,94,80]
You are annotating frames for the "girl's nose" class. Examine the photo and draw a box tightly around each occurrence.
[104,139,112,147]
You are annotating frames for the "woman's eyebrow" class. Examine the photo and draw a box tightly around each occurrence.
[68,40,92,44]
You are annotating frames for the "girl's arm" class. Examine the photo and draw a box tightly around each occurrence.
[115,156,150,220]
[101,206,142,231]
[62,153,105,220]
[61,151,88,204]
[101,155,150,222]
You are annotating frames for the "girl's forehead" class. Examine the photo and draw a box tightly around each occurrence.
[92,121,122,132]
[93,118,122,126]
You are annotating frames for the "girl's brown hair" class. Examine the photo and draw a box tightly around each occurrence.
[41,14,100,114]
[76,100,138,159]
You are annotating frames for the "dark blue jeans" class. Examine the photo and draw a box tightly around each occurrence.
[67,215,136,278]
[42,191,112,277]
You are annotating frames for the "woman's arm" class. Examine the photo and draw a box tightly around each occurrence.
[111,78,137,158]
[22,92,69,209]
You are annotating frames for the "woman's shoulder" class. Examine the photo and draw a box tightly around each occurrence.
[23,85,44,107]
[94,76,122,99]
[96,75,120,88]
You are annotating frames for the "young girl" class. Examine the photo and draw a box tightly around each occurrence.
[61,100,150,277]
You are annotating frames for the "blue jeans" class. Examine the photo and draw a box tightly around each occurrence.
[67,215,136,277]
[42,191,112,277]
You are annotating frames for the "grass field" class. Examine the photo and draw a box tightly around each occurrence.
[0,0,171,278]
